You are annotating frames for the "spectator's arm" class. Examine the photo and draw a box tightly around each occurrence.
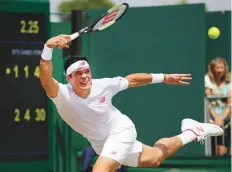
[209,107,217,119]
[222,89,231,120]
[205,88,217,118]
[205,75,213,96]
[205,88,212,96]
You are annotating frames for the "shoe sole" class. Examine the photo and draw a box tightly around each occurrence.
[182,118,224,136]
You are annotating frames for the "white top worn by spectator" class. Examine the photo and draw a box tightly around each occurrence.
[205,74,231,115]
[205,74,231,96]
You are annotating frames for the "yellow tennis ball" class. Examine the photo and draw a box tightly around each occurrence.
[208,27,220,39]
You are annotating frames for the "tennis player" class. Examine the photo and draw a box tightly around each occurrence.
[40,35,223,172]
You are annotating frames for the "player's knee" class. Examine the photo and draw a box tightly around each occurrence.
[153,141,169,158]
[92,167,106,172]
[92,164,116,172]
[150,156,161,167]
[92,169,103,172]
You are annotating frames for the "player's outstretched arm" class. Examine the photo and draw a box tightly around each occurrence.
[40,35,71,98]
[125,73,192,88]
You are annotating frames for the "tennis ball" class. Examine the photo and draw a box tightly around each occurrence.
[208,27,220,39]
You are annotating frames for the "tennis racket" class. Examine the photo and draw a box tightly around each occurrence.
[70,3,129,41]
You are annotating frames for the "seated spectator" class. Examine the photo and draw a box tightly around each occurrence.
[205,57,231,156]
[81,145,128,172]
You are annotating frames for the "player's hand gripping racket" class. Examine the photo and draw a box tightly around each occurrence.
[70,3,129,41]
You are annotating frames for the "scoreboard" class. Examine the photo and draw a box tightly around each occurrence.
[0,12,48,161]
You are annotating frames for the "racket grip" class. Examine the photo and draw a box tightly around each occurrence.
[70,32,80,41]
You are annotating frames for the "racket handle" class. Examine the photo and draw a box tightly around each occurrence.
[70,32,80,41]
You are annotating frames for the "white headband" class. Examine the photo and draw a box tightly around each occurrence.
[66,60,90,75]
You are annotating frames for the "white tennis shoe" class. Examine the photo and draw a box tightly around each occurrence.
[181,118,224,144]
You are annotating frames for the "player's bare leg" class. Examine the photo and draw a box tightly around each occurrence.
[138,136,183,167]
[137,118,223,167]
[92,156,121,172]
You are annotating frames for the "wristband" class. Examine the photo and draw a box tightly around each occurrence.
[151,73,164,83]
[41,44,53,60]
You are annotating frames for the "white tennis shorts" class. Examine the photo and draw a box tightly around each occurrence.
[87,126,143,167]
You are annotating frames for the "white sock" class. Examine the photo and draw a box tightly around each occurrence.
[177,130,197,146]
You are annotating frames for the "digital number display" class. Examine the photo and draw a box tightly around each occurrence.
[0,12,46,42]
[0,12,48,161]
[20,20,40,34]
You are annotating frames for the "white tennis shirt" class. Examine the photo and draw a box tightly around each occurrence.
[50,76,135,140]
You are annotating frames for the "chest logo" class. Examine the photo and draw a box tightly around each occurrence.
[99,96,106,104]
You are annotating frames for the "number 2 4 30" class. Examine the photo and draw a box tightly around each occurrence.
[20,20,39,34]
[14,108,46,122]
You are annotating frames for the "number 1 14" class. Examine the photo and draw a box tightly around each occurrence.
[12,65,40,78]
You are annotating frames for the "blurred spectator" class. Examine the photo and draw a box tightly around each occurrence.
[81,145,128,172]
[205,57,231,156]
